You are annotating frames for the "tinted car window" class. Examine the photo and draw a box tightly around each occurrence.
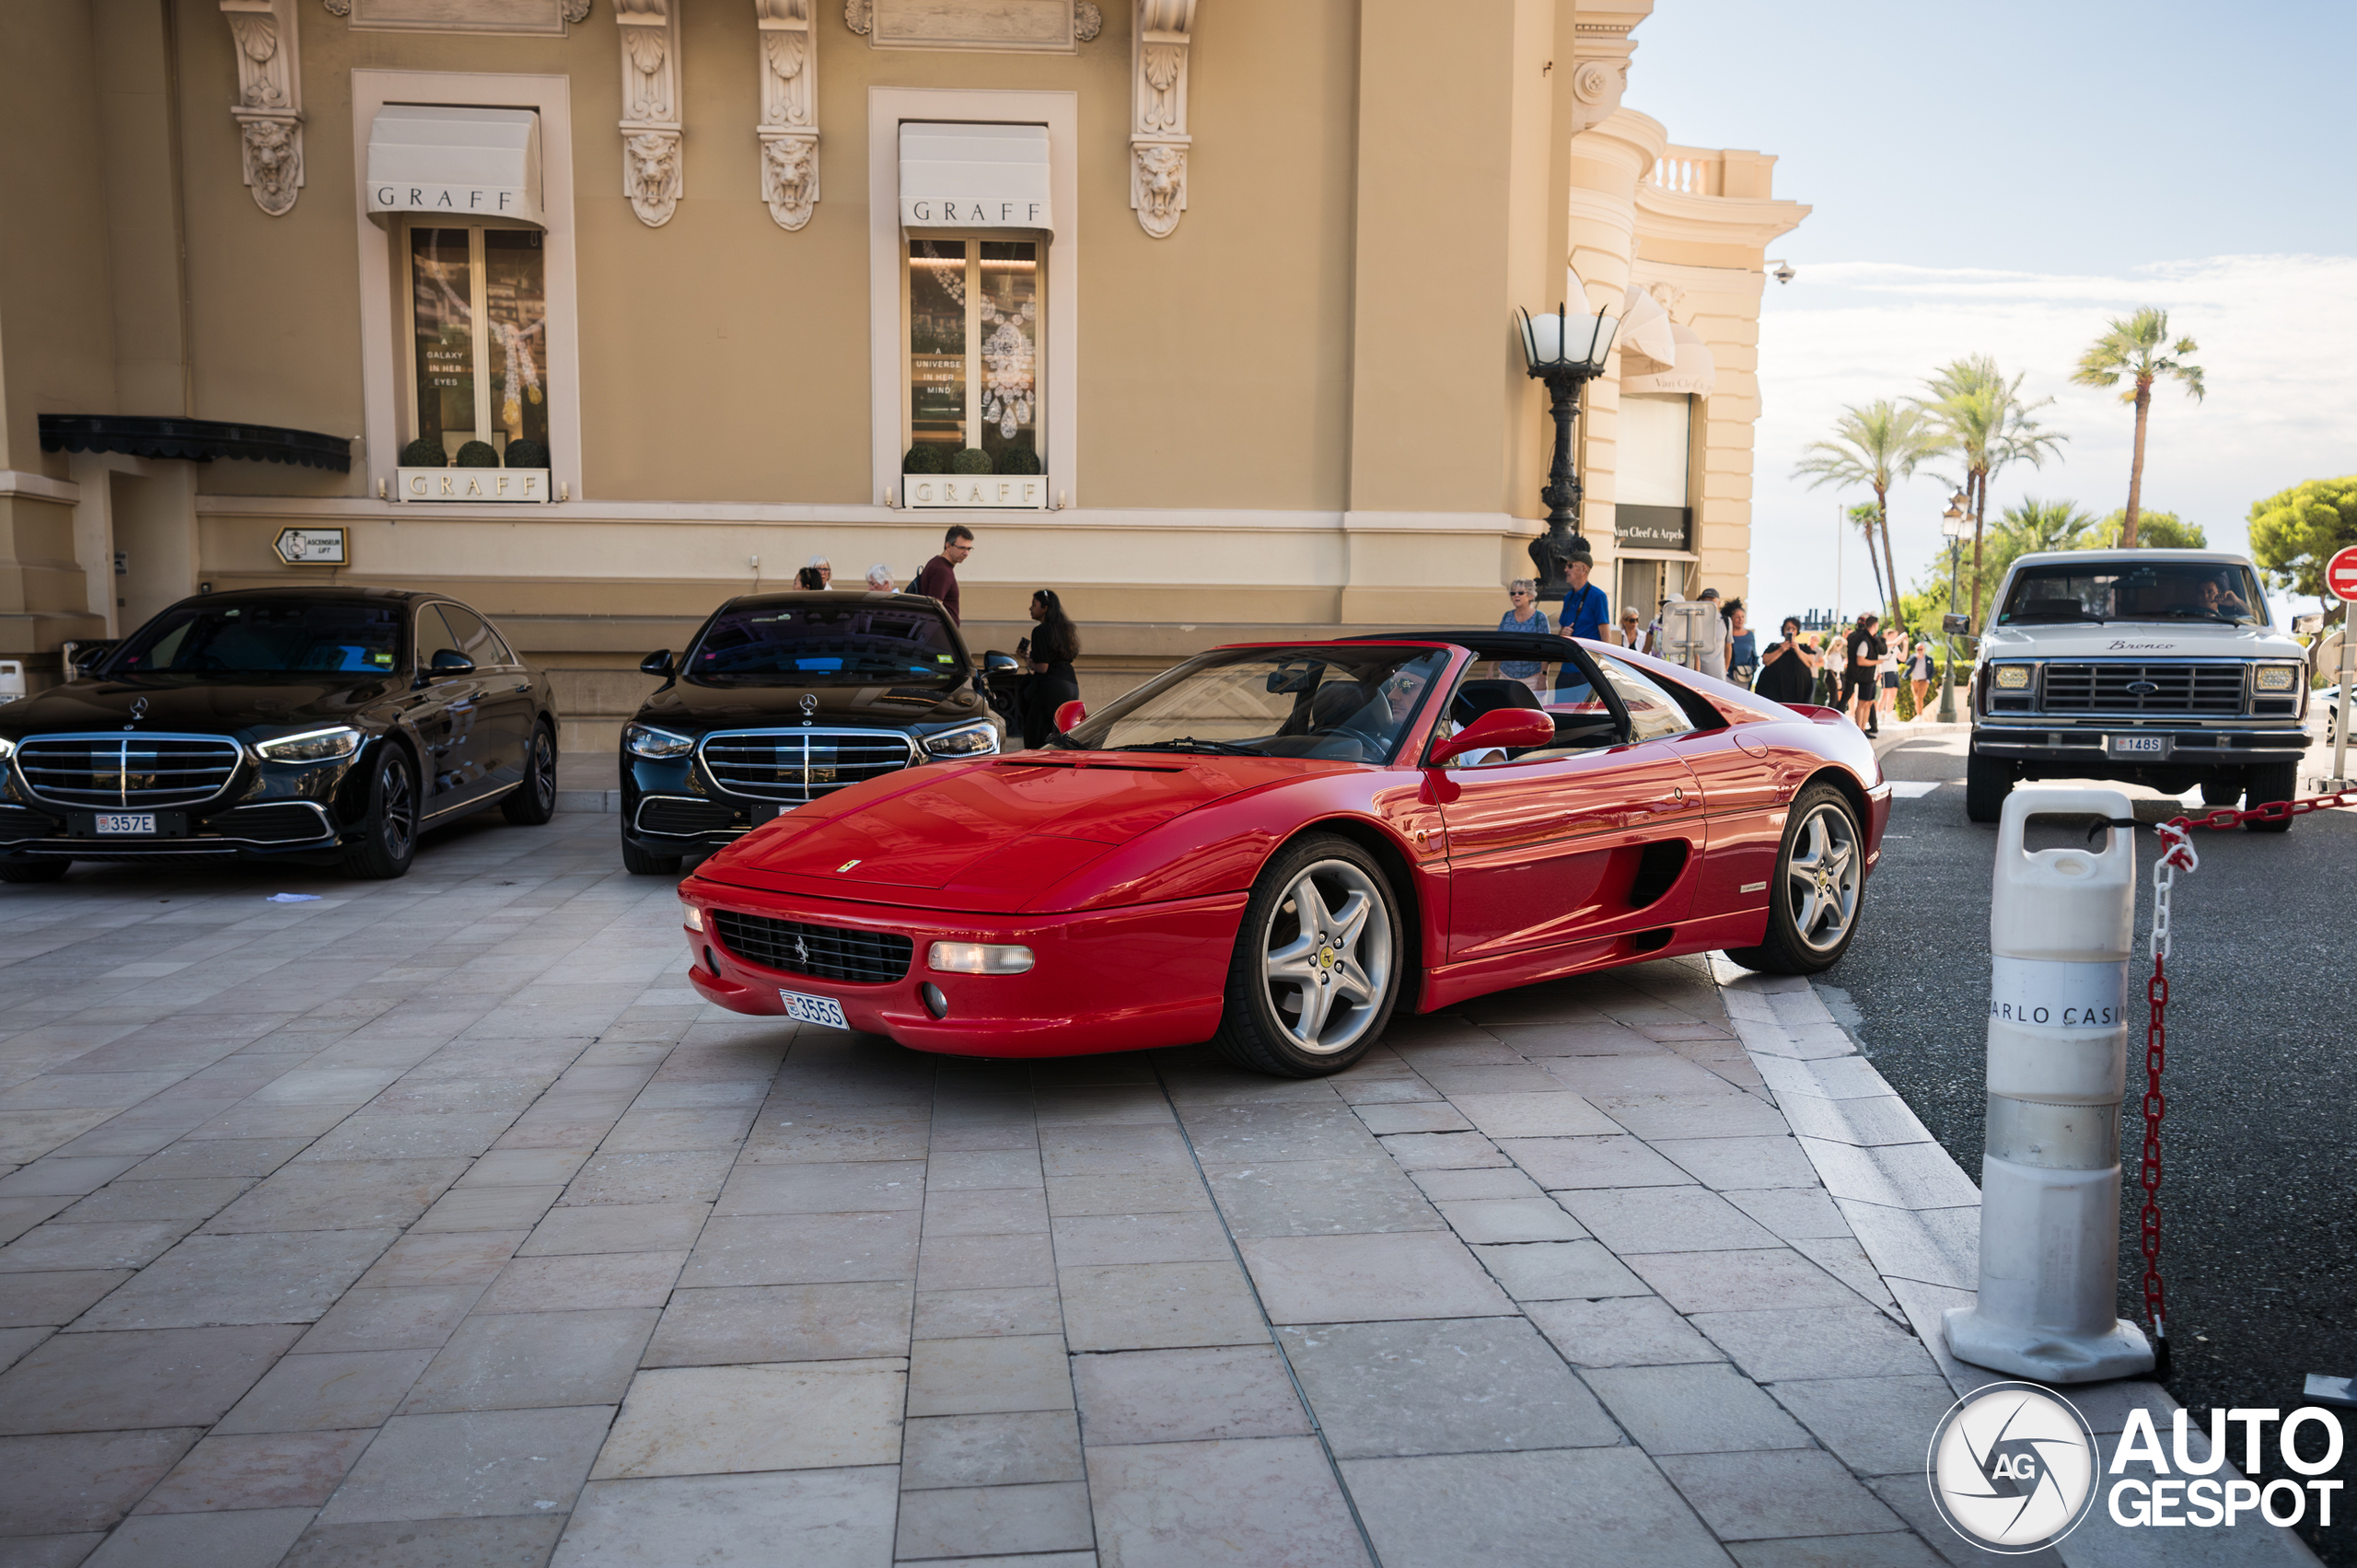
[1595,656,1696,741]
[114,601,404,675]
[689,602,965,686]
[436,604,507,666]
[2000,562,2266,626]
[416,606,464,669]
[1063,645,1451,764]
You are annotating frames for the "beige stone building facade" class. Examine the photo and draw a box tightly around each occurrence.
[0,0,1803,749]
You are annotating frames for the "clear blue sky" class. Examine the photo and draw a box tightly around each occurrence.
[1621,0,2357,624]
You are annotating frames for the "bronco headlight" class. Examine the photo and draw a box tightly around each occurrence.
[2253,665,2299,693]
[625,723,695,760]
[1992,666,2032,691]
[928,941,1034,975]
[923,723,1000,760]
[257,726,362,763]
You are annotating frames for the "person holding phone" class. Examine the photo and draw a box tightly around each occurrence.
[1754,615,1819,704]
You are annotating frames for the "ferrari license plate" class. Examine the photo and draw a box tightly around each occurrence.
[778,990,849,1029]
[96,813,158,835]
[2107,734,2169,757]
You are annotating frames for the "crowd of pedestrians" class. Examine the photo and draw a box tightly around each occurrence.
[1508,542,1940,738]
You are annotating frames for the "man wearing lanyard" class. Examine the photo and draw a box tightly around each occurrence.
[1559,548,1609,644]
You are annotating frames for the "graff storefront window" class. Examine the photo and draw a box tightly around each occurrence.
[409,226,550,463]
[906,238,1039,469]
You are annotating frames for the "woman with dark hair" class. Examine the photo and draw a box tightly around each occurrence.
[1020,589,1082,749]
[1753,615,1820,705]
[795,566,825,590]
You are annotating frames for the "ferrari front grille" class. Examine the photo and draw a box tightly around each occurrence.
[711,910,912,984]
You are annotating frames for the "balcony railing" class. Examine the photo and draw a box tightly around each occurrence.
[1650,145,1722,196]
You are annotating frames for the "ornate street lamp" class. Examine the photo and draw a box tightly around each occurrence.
[1517,279,1620,594]
[1936,491,1968,723]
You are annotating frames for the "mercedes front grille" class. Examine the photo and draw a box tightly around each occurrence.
[15,734,243,808]
[699,728,917,805]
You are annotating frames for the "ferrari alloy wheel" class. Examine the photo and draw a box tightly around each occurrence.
[342,745,418,880]
[503,723,560,825]
[1214,834,1401,1077]
[1723,784,1864,976]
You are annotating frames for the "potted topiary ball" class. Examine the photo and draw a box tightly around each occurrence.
[504,438,551,469]
[903,445,946,475]
[996,447,1040,475]
[456,441,501,468]
[950,447,993,475]
[399,437,446,468]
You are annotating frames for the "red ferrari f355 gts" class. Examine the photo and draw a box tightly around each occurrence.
[677,632,1889,1076]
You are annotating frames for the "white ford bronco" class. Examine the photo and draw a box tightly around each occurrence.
[1966,549,2311,828]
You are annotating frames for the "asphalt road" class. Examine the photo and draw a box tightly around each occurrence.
[1827,725,2355,1562]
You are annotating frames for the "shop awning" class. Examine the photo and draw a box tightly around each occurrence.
[1617,285,1678,365]
[1622,321,1717,397]
[365,105,543,225]
[40,415,352,472]
[899,122,1053,231]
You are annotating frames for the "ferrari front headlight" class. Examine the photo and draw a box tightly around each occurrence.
[256,726,362,763]
[928,941,1034,975]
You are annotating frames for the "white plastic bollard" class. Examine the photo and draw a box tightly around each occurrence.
[1944,785,2156,1383]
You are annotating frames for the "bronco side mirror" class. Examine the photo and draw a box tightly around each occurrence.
[1428,706,1556,767]
[1054,699,1087,735]
[640,650,675,677]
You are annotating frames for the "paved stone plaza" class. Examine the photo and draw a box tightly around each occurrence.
[0,812,1976,1566]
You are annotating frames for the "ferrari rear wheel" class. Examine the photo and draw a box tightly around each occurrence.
[1722,784,1864,976]
[1213,834,1401,1077]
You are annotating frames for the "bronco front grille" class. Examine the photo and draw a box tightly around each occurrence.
[2038,663,2245,716]
[711,910,912,984]
[699,728,915,805]
[15,733,243,808]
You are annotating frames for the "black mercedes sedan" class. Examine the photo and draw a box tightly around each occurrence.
[0,587,559,882]
[620,590,1003,874]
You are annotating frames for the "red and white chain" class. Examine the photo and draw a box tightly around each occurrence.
[2138,785,2357,1363]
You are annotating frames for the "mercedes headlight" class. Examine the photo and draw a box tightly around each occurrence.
[0,736,15,762]
[625,723,695,760]
[257,726,362,763]
[1993,666,2032,691]
[923,723,1000,760]
[2253,665,2300,693]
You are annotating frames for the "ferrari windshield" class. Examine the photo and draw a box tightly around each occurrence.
[112,601,405,675]
[688,600,967,686]
[1999,561,2267,627]
[1062,645,1453,764]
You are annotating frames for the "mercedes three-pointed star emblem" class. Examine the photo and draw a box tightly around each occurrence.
[130,697,148,722]
[801,693,819,716]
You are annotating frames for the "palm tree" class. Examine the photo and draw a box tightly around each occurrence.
[1793,399,1935,621]
[2071,308,2204,549]
[1916,357,2067,628]
[1844,502,1889,622]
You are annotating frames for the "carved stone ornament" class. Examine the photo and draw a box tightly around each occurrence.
[320,0,350,14]
[1568,17,1637,135]
[1129,0,1194,238]
[843,0,870,33]
[756,0,819,229]
[563,0,589,18]
[1074,1,1101,41]
[616,0,683,226]
[223,0,305,215]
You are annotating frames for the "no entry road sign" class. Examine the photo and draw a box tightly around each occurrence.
[2328,544,2357,603]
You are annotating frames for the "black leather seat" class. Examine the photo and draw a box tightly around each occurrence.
[1449,678,1543,726]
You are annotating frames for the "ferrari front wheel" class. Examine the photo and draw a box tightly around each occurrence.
[1723,784,1864,976]
[1213,834,1401,1077]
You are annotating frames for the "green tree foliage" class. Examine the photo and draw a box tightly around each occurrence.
[2071,308,2204,549]
[2247,477,2357,599]
[1916,357,2067,626]
[1793,399,1936,622]
[2091,509,2206,550]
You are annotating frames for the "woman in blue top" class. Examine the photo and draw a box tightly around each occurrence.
[1496,580,1549,679]
[1724,599,1757,686]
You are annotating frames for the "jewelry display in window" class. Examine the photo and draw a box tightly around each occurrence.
[981,298,1036,440]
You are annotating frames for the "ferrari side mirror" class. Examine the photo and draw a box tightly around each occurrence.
[1054,699,1087,735]
[1428,706,1556,767]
